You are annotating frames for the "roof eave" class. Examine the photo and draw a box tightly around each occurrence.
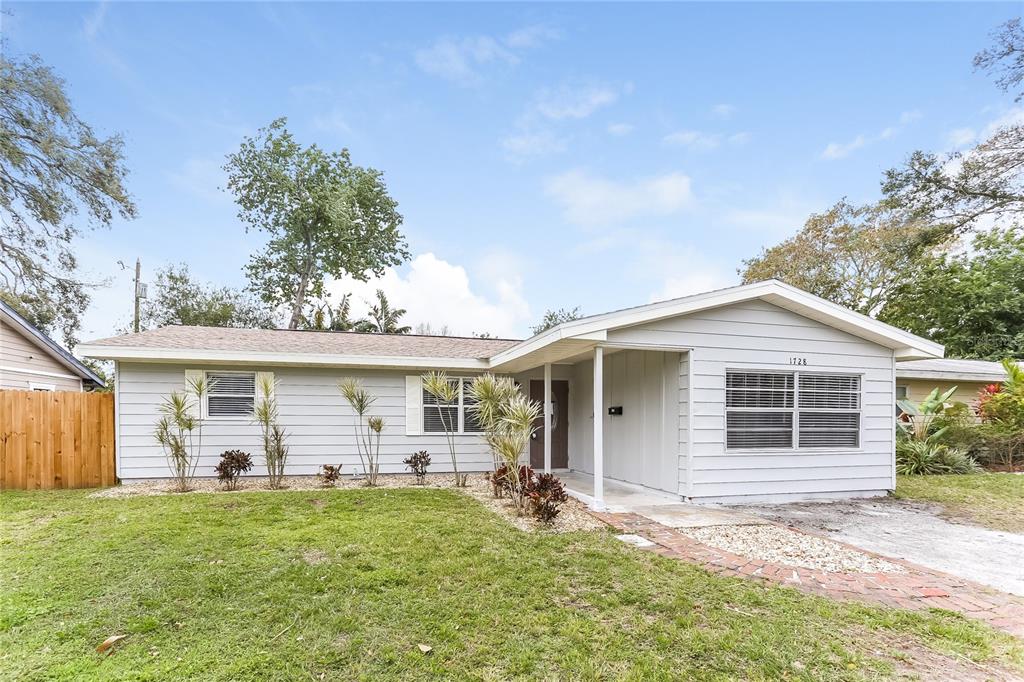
[76,344,492,371]
[0,305,105,386]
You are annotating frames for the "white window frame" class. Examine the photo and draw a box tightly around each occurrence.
[203,370,257,420]
[29,381,56,392]
[725,368,863,452]
[422,377,484,434]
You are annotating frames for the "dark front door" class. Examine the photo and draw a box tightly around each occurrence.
[530,379,569,469]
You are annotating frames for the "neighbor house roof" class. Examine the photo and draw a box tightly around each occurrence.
[79,280,944,370]
[895,358,1013,383]
[0,299,105,387]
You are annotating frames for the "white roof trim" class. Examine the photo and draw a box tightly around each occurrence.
[0,301,104,386]
[489,280,943,368]
[75,344,492,371]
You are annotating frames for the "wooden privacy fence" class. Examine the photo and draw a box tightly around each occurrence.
[1,390,115,490]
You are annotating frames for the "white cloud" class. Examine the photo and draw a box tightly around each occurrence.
[312,110,352,136]
[323,253,530,338]
[82,1,109,39]
[504,24,561,49]
[821,110,923,160]
[663,130,721,150]
[946,127,976,147]
[821,135,867,160]
[628,240,735,302]
[501,130,567,161]
[711,103,736,119]
[167,157,229,203]
[544,169,694,226]
[607,122,634,136]
[415,25,558,85]
[533,84,621,120]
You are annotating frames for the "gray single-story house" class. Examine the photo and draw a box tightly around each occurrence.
[79,280,943,507]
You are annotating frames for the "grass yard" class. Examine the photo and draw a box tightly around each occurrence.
[895,473,1024,534]
[2,488,1022,681]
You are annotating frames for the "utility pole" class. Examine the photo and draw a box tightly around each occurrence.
[133,258,142,333]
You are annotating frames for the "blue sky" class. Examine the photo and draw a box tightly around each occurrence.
[4,2,1018,340]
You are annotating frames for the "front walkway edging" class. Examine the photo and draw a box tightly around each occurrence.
[591,511,1024,638]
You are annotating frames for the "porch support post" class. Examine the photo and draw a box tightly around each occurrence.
[543,363,552,474]
[592,346,604,510]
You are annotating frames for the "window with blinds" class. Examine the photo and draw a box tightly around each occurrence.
[726,370,860,450]
[206,371,257,417]
[422,378,485,433]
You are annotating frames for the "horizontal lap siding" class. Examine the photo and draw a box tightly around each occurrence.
[117,363,491,480]
[609,299,896,501]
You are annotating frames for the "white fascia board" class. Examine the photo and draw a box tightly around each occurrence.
[894,369,1004,381]
[76,345,491,371]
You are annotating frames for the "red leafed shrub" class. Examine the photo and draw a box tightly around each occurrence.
[403,451,431,484]
[525,473,568,523]
[318,464,342,487]
[215,450,254,491]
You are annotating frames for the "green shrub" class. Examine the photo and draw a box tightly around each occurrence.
[896,440,981,475]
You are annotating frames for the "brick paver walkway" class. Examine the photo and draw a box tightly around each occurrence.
[592,511,1024,638]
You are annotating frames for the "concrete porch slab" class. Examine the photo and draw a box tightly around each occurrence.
[631,504,770,529]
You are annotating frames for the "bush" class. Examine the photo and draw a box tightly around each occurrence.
[403,451,431,484]
[525,473,568,523]
[318,464,342,487]
[896,440,981,475]
[488,464,534,500]
[214,450,254,490]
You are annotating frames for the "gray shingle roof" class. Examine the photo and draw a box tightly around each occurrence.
[83,326,520,359]
[895,358,1013,380]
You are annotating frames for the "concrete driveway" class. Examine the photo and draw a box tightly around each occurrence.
[734,497,1024,596]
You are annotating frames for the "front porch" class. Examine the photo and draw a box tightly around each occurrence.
[558,470,680,513]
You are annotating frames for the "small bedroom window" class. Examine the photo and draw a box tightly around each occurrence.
[205,371,257,418]
[422,378,485,434]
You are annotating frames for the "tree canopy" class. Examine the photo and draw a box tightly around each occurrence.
[0,54,136,345]
[224,118,408,329]
[356,289,411,334]
[531,307,582,335]
[141,263,275,330]
[740,200,940,315]
[879,227,1024,360]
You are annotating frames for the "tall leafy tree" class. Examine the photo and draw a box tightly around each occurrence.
[530,307,582,335]
[224,118,408,329]
[141,263,275,330]
[0,54,136,345]
[357,289,411,334]
[883,19,1024,236]
[740,200,941,315]
[879,227,1024,360]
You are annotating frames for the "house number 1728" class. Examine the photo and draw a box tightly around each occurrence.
[789,357,807,365]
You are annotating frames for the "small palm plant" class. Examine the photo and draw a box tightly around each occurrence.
[366,415,385,484]
[339,377,379,484]
[253,374,289,489]
[154,374,212,492]
[422,371,466,487]
[491,392,542,512]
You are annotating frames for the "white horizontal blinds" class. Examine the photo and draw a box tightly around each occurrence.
[798,374,860,447]
[462,381,485,433]
[725,372,794,449]
[206,371,256,417]
[423,380,458,433]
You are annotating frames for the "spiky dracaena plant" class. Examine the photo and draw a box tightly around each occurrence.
[154,374,212,492]
[422,371,467,487]
[253,374,289,489]
[366,415,385,485]
[467,373,520,476]
[339,377,376,483]
[492,392,542,512]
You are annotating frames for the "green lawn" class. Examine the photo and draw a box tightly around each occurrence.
[2,488,1022,681]
[895,473,1024,534]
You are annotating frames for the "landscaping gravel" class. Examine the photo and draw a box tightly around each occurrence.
[89,472,606,534]
[681,524,906,574]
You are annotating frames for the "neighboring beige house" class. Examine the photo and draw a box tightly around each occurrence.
[81,280,944,506]
[0,300,105,392]
[895,358,1011,410]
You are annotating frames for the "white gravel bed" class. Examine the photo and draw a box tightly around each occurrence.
[88,472,605,534]
[681,524,906,574]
